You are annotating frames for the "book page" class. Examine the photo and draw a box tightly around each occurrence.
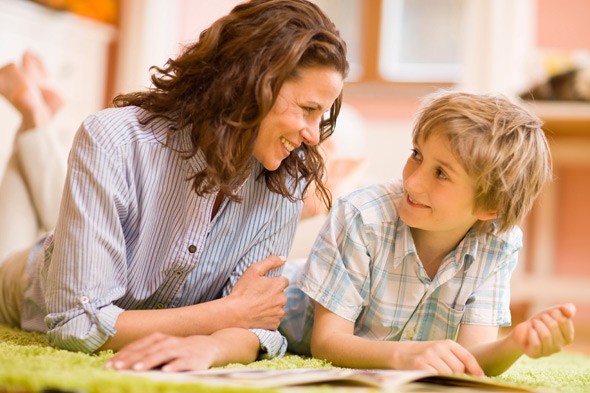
[126,367,540,391]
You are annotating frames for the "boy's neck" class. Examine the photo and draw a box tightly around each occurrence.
[410,227,469,279]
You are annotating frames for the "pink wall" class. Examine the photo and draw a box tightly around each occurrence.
[536,0,590,49]
[536,0,590,324]
[554,166,590,276]
[179,0,241,45]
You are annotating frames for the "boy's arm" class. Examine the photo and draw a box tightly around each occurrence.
[310,303,484,375]
[105,328,259,371]
[459,303,576,376]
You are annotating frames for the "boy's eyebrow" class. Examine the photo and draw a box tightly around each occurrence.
[434,158,460,175]
[414,141,462,176]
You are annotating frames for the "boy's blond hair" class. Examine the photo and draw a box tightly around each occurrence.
[412,90,552,233]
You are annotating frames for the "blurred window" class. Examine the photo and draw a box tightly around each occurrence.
[313,0,464,83]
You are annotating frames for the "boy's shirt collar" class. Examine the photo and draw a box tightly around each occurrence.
[394,217,481,285]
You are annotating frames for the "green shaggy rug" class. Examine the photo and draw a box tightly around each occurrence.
[1,324,589,392]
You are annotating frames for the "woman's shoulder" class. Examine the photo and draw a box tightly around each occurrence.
[79,106,173,148]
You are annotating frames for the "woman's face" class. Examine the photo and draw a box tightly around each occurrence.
[253,67,344,171]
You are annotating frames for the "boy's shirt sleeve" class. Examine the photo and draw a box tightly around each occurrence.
[298,197,372,322]
[461,227,522,327]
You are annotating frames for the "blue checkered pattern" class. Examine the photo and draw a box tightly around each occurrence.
[280,180,521,355]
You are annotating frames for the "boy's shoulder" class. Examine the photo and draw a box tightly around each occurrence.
[336,180,403,224]
[474,223,523,256]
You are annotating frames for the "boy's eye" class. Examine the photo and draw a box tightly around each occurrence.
[410,148,421,160]
[436,167,449,180]
[303,107,314,115]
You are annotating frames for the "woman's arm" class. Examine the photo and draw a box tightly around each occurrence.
[310,303,484,375]
[98,256,288,352]
[106,328,260,371]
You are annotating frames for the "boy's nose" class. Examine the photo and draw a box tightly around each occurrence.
[404,169,426,194]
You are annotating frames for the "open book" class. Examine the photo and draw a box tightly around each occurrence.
[131,367,547,392]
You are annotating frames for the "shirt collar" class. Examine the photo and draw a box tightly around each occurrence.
[392,212,418,270]
[391,207,482,274]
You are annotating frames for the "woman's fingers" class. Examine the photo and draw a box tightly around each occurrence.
[105,332,172,370]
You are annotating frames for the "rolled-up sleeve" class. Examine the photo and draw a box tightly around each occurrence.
[43,115,130,353]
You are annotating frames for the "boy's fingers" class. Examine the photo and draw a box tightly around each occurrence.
[561,303,576,318]
[538,315,560,347]
[538,311,572,347]
[527,323,541,353]
[558,317,575,345]
[452,345,484,376]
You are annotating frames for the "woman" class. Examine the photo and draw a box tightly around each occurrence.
[0,0,348,371]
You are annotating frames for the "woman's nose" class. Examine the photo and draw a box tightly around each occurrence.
[301,119,321,146]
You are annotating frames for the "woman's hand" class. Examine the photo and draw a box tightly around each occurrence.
[510,303,576,358]
[228,256,289,330]
[104,328,259,372]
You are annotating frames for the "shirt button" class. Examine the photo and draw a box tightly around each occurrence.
[188,245,197,253]
[403,329,415,340]
[175,270,182,276]
[79,296,90,304]
[155,303,165,309]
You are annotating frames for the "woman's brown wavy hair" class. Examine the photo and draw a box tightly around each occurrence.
[113,0,349,206]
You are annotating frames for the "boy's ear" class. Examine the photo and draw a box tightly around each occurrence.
[475,210,497,221]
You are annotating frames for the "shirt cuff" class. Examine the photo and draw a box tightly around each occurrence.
[250,328,287,359]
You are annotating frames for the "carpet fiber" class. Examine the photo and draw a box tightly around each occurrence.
[1,324,589,392]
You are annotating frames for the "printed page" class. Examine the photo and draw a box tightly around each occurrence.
[126,368,542,392]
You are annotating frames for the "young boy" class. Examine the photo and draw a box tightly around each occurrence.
[279,90,575,377]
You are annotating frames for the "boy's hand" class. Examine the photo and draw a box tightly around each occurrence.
[510,303,576,358]
[394,340,485,376]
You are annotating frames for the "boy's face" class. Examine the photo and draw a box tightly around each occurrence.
[399,131,494,238]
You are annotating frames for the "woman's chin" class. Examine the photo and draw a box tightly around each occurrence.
[260,159,282,171]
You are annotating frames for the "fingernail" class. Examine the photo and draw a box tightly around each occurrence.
[162,365,172,372]
[133,362,144,371]
[114,361,125,369]
[104,361,112,369]
[278,256,286,261]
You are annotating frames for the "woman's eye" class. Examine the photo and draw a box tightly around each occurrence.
[303,107,314,115]
[410,148,421,160]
